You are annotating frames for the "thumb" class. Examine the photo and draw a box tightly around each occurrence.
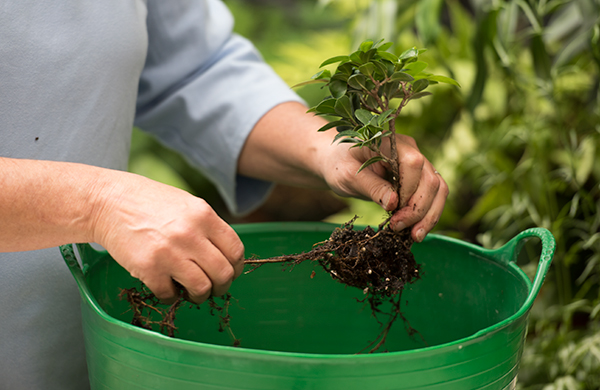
[355,169,398,212]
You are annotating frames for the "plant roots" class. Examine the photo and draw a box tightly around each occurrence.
[120,217,422,353]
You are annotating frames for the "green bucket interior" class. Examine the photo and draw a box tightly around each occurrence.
[63,222,555,389]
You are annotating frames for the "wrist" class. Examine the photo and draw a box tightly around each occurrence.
[82,167,124,246]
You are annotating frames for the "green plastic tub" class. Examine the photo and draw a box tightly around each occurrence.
[60,222,555,390]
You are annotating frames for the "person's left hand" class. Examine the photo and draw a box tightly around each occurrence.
[318,131,448,243]
[238,102,448,243]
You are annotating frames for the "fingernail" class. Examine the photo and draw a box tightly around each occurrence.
[415,228,425,242]
[382,190,393,210]
[393,221,406,232]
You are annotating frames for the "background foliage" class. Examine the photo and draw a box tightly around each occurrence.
[130,0,600,388]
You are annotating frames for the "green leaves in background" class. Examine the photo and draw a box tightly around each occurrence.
[317,1,599,386]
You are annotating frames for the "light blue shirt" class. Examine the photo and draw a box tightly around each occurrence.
[0,1,303,388]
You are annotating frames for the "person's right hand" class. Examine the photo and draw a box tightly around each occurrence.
[90,172,245,305]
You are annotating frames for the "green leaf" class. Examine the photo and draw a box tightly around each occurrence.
[336,62,354,75]
[466,9,497,112]
[409,91,433,100]
[427,75,461,87]
[357,156,386,174]
[312,69,332,80]
[334,95,354,119]
[377,42,393,52]
[366,94,379,108]
[347,74,368,90]
[412,78,430,93]
[390,71,414,82]
[317,120,352,132]
[377,109,396,126]
[333,130,361,144]
[309,98,337,115]
[377,51,398,62]
[367,130,383,141]
[358,62,375,76]
[320,55,350,68]
[371,61,389,78]
[355,109,374,125]
[415,0,444,45]
[349,50,363,64]
[531,33,552,81]
[329,80,347,99]
[291,79,328,89]
[398,47,419,61]
[360,40,374,52]
[338,138,362,144]
[404,61,428,76]
[515,0,541,33]
[381,81,400,99]
[413,72,433,80]
[292,69,332,89]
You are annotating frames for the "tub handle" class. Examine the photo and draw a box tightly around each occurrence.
[495,227,556,314]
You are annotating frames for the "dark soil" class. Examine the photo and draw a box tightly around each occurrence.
[120,217,422,353]
[247,217,419,296]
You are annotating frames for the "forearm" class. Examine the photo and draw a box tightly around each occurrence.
[0,157,109,251]
[237,102,335,189]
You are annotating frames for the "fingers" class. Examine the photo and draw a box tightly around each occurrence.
[136,239,242,305]
[328,133,447,237]
[410,178,448,242]
[135,246,240,306]
[390,164,449,242]
[168,220,244,304]
[204,222,246,281]
[397,145,425,209]
[352,166,399,212]
[98,177,245,306]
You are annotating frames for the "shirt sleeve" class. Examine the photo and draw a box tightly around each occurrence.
[134,0,305,216]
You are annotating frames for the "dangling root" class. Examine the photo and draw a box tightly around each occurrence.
[121,217,422,353]
[119,284,239,345]
[244,217,423,352]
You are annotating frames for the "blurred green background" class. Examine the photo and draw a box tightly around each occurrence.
[129,1,600,388]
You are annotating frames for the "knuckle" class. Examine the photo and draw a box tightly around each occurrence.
[217,265,235,285]
[189,280,211,301]
[185,199,215,225]
[129,255,160,280]
[400,134,416,143]
[230,241,245,264]
[427,173,441,192]
[150,284,176,301]
[400,150,424,170]
[439,181,450,198]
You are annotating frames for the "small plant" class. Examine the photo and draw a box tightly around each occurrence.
[296,39,459,198]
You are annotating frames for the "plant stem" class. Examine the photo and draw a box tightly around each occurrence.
[388,117,400,196]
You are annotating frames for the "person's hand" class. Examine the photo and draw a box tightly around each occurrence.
[237,102,447,243]
[319,133,448,243]
[90,172,245,304]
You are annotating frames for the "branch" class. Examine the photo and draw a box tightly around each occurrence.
[367,75,388,111]
[388,117,400,196]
